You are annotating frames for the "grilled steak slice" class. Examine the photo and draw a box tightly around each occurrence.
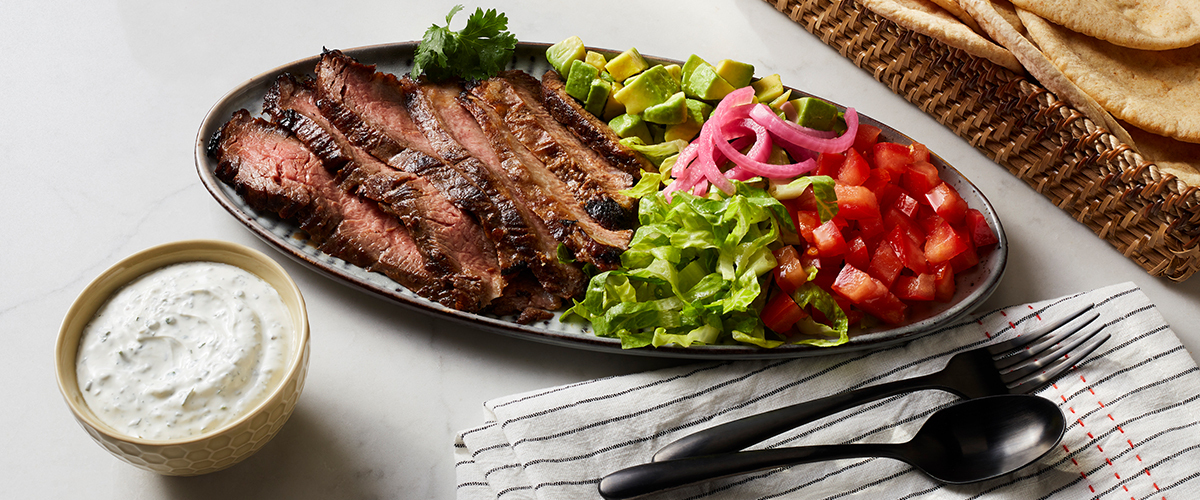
[401,76,587,298]
[464,77,631,269]
[265,74,502,310]
[541,70,654,177]
[491,71,636,230]
[208,110,469,309]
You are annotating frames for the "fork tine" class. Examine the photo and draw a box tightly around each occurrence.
[1000,320,1108,384]
[986,302,1095,358]
[1008,332,1112,394]
[993,310,1101,370]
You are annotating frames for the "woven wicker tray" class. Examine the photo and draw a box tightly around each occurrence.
[763,0,1200,282]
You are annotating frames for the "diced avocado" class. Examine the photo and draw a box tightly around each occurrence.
[608,113,652,144]
[565,59,600,101]
[613,65,680,115]
[664,64,682,82]
[643,92,687,125]
[547,36,586,79]
[584,79,612,117]
[751,74,784,103]
[686,98,713,123]
[665,99,713,143]
[605,48,649,82]
[585,51,607,72]
[603,81,625,120]
[683,63,736,101]
[769,89,792,110]
[681,54,710,89]
[715,59,755,88]
[790,96,839,131]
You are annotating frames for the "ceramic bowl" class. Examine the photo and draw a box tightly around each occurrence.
[55,239,310,476]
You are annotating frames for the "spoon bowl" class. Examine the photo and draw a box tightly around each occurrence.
[599,394,1065,499]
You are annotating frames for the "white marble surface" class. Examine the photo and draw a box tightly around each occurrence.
[3,0,1198,498]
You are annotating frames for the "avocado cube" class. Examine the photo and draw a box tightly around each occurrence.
[643,92,687,125]
[681,54,710,89]
[603,81,625,120]
[751,74,784,103]
[583,79,612,117]
[686,98,713,123]
[613,65,680,115]
[683,63,736,101]
[664,64,682,82]
[585,51,607,72]
[664,99,713,142]
[715,59,755,88]
[605,48,649,82]
[565,59,600,101]
[790,96,839,131]
[547,36,586,79]
[769,89,792,110]
[608,113,652,144]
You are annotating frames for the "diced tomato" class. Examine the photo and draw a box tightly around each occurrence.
[761,292,808,334]
[917,212,944,235]
[853,123,882,153]
[893,273,935,301]
[862,168,891,194]
[925,182,968,224]
[832,264,890,304]
[813,220,848,256]
[859,291,909,325]
[867,242,904,288]
[902,161,942,197]
[932,262,955,302]
[949,239,980,272]
[834,184,880,220]
[845,236,870,270]
[886,225,928,274]
[924,221,968,265]
[872,142,912,179]
[838,148,870,186]
[883,207,925,246]
[964,208,999,247]
[892,191,921,219]
[772,246,809,295]
[792,210,821,245]
[856,216,886,242]
[817,152,845,177]
[909,142,930,163]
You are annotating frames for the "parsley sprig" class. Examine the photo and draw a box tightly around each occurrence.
[412,5,518,81]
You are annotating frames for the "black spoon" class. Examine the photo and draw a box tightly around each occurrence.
[598,394,1065,499]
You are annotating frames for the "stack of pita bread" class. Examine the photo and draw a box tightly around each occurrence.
[855,0,1200,188]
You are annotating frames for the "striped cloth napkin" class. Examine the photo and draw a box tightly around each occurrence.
[454,282,1200,499]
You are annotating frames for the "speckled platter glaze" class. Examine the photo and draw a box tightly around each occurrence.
[195,42,1006,359]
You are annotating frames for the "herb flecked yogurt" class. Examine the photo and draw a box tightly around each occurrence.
[75,261,293,441]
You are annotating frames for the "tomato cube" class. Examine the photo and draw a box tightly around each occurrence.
[872,142,912,179]
[792,209,821,245]
[856,216,886,241]
[893,273,935,301]
[867,242,904,288]
[813,220,849,256]
[882,207,924,245]
[965,208,999,247]
[834,184,880,220]
[761,292,808,334]
[892,191,921,219]
[845,236,870,270]
[909,142,930,162]
[853,123,882,153]
[817,152,845,177]
[859,291,909,325]
[886,225,928,274]
[862,168,891,194]
[924,221,969,265]
[772,246,809,295]
[832,264,890,304]
[902,161,942,197]
[925,182,968,224]
[838,149,871,186]
[932,262,955,302]
[949,240,980,273]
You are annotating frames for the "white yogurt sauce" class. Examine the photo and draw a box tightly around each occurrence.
[76,261,293,441]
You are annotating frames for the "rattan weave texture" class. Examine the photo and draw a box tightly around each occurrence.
[764,0,1200,281]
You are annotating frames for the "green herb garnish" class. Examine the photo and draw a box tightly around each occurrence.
[412,5,518,81]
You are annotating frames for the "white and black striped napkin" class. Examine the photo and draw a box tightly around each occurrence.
[455,282,1200,499]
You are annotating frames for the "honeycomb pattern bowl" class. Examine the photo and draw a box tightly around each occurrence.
[55,240,311,476]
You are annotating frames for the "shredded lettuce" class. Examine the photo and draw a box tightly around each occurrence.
[565,181,805,348]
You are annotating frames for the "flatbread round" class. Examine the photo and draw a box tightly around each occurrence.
[859,0,1023,72]
[959,0,1134,147]
[1009,0,1200,50]
[1126,124,1200,189]
[1019,9,1200,144]
[928,0,981,33]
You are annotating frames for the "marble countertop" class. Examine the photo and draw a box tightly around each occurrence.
[4,0,1198,498]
